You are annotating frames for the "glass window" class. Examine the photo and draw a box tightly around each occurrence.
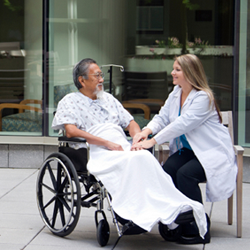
[238,0,249,147]
[127,0,234,112]
[48,0,235,135]
[48,0,129,136]
[0,0,43,135]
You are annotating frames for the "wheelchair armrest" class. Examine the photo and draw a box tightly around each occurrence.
[59,136,87,143]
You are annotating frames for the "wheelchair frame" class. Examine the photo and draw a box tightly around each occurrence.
[36,136,127,247]
[36,136,195,247]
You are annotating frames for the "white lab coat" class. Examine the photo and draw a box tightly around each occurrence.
[147,86,238,202]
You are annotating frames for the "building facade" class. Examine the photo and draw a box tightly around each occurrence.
[0,0,249,167]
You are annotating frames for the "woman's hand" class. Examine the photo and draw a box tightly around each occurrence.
[131,138,156,151]
[132,129,151,145]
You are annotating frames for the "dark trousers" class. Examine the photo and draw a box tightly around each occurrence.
[163,148,206,204]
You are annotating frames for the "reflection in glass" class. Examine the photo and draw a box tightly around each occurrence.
[126,0,234,112]
[0,0,42,135]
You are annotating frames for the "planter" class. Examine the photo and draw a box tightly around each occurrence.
[165,48,182,55]
[136,46,166,55]
[136,46,181,56]
[135,45,233,56]
[125,58,174,73]
[188,46,233,56]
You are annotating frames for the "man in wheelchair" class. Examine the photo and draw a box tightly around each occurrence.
[52,58,207,244]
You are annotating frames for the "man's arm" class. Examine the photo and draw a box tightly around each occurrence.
[126,120,141,138]
[64,124,124,151]
[127,120,156,151]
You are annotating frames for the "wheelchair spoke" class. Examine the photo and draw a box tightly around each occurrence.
[41,182,56,194]
[58,196,71,213]
[46,162,58,190]
[51,200,59,228]
[58,199,66,226]
[59,189,78,196]
[58,175,69,193]
[42,196,56,210]
[56,164,62,189]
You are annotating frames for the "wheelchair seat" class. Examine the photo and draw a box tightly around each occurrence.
[58,136,88,172]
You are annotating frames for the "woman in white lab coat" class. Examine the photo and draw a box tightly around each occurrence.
[132,54,237,244]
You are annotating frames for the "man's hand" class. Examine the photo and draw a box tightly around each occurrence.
[65,124,124,150]
[105,141,124,151]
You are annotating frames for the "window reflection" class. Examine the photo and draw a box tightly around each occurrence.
[126,0,234,112]
[0,0,235,136]
[0,0,42,135]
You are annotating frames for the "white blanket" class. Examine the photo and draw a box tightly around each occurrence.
[87,123,207,238]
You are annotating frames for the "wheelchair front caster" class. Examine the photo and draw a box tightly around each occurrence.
[97,219,110,247]
[158,222,182,242]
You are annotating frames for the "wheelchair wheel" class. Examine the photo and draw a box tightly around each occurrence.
[36,152,81,237]
[158,222,182,242]
[97,219,110,247]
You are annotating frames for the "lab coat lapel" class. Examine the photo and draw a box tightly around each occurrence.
[181,88,198,113]
[173,87,182,113]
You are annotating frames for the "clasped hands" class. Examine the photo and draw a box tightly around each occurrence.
[130,131,156,151]
[105,130,156,151]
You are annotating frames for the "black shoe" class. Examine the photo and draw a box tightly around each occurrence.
[181,220,199,237]
[178,214,211,245]
[158,222,182,242]
[178,232,210,244]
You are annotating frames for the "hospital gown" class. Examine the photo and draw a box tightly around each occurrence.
[52,91,207,238]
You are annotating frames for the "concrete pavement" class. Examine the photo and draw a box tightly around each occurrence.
[0,168,249,250]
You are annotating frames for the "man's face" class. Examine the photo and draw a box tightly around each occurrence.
[81,63,104,99]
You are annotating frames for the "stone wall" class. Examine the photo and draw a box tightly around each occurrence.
[0,145,57,169]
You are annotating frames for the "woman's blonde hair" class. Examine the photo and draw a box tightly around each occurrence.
[175,54,222,123]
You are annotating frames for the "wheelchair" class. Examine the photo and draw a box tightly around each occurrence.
[36,135,195,248]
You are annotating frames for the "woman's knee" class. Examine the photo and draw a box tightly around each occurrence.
[177,158,206,183]
[162,161,178,186]
[176,167,191,186]
[162,159,177,178]
[162,151,183,175]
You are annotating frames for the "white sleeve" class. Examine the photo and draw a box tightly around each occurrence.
[153,92,213,145]
[52,94,85,131]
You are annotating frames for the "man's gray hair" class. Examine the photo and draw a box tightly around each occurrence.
[73,58,97,89]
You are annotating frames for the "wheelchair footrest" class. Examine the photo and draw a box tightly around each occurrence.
[81,201,97,208]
